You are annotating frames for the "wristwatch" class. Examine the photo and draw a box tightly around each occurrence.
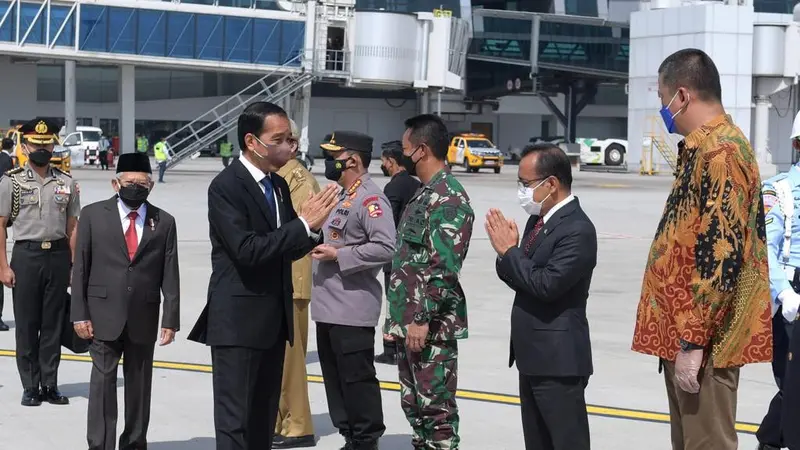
[679,339,704,352]
[413,312,430,325]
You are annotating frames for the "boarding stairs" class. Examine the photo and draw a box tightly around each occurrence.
[164,55,314,169]
[640,115,678,175]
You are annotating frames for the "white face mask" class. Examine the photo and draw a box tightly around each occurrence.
[517,179,550,216]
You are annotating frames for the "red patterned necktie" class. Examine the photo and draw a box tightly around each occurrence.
[125,211,138,260]
[523,218,544,255]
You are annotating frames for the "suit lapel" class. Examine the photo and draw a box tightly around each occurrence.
[234,159,277,229]
[527,198,579,256]
[105,197,130,259]
[133,203,157,261]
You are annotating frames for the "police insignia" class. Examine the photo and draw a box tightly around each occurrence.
[330,230,340,240]
[367,203,383,218]
[343,201,351,208]
[331,217,342,227]
[763,190,778,214]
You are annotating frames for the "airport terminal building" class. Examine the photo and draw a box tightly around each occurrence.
[0,0,798,171]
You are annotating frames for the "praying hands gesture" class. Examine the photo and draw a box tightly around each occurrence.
[485,208,520,257]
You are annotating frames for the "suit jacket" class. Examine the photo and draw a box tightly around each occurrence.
[496,198,596,377]
[0,152,13,175]
[71,197,180,344]
[188,158,319,349]
[382,170,421,273]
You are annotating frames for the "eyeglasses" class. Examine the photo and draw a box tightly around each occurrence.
[517,177,548,190]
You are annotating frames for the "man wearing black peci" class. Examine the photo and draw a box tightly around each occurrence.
[188,101,339,450]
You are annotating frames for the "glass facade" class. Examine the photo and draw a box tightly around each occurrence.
[754,0,797,13]
[0,1,305,67]
[470,17,629,76]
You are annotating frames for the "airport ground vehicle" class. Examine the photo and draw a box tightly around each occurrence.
[62,126,103,165]
[446,133,503,173]
[576,137,627,166]
[3,126,71,173]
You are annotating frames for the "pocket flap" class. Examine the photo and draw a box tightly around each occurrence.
[87,285,106,298]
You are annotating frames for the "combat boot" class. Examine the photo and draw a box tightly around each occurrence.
[375,339,397,365]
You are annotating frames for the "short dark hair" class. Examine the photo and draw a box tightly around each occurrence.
[381,141,404,164]
[237,101,288,151]
[1,138,12,150]
[349,151,371,168]
[404,114,449,160]
[658,48,722,103]
[521,143,572,189]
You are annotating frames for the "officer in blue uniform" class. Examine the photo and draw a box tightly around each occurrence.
[757,110,800,450]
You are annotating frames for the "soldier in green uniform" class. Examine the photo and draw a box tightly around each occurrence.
[387,114,474,450]
[0,118,81,407]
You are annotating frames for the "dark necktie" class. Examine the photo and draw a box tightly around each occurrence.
[125,211,138,260]
[523,218,544,255]
[260,176,276,221]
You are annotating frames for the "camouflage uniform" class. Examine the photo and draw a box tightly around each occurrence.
[387,168,474,450]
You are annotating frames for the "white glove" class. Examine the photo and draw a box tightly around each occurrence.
[780,290,800,323]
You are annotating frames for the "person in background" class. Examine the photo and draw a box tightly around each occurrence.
[98,135,110,171]
[631,48,772,450]
[387,114,474,450]
[72,152,180,450]
[312,131,396,450]
[187,101,338,450]
[136,134,149,155]
[273,119,320,449]
[375,142,421,365]
[0,137,12,331]
[220,138,233,169]
[487,143,596,450]
[0,118,80,406]
[756,110,800,450]
[154,136,168,183]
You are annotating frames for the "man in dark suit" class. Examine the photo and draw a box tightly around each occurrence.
[187,101,338,450]
[485,143,597,450]
[375,142,421,365]
[72,152,180,450]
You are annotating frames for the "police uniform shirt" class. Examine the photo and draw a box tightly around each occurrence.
[0,165,80,241]
[310,175,396,327]
[764,164,800,314]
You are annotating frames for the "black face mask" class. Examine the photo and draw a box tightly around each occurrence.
[402,147,421,177]
[28,149,53,167]
[324,158,349,182]
[380,165,390,177]
[118,184,150,209]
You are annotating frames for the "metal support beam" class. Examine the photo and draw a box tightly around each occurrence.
[537,81,597,143]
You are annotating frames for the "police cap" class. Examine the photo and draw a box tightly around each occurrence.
[320,131,373,155]
[18,117,59,145]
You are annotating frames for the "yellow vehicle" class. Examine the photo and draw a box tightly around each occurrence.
[4,126,71,173]
[446,133,503,173]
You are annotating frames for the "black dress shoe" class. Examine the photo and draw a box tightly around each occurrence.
[21,388,41,406]
[272,435,316,448]
[41,386,69,405]
[0,319,9,331]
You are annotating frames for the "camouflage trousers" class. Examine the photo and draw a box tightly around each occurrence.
[397,340,459,449]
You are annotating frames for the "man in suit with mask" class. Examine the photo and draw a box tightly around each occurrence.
[486,143,597,450]
[72,152,180,450]
[188,101,339,450]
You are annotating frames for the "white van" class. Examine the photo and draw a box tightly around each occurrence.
[62,126,104,166]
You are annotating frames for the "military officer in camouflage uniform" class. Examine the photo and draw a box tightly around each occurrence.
[0,118,80,407]
[311,131,396,450]
[387,114,474,450]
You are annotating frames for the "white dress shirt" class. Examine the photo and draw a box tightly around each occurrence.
[118,199,146,244]
[542,194,575,224]
[239,155,316,236]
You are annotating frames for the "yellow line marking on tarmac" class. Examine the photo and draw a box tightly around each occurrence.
[0,350,759,433]
[596,184,630,188]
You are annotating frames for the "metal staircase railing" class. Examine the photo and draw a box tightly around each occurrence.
[640,115,677,175]
[164,54,314,169]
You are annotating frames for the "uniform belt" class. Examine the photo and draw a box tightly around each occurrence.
[15,239,68,251]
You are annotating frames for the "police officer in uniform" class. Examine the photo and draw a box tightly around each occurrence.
[757,110,800,450]
[310,131,396,450]
[375,141,421,365]
[0,118,80,406]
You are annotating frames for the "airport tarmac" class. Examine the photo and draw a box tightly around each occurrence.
[0,158,774,449]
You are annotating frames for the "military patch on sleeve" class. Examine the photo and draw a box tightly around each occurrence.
[367,202,383,218]
[362,195,380,207]
[763,190,778,215]
[442,205,461,222]
[766,217,774,225]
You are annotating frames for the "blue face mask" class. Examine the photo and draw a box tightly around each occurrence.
[659,90,683,134]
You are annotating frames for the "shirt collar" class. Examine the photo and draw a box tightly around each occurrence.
[681,114,732,151]
[543,194,575,223]
[117,197,147,219]
[240,153,270,184]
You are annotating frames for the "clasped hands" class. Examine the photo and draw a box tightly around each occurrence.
[298,184,340,231]
[485,208,520,257]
